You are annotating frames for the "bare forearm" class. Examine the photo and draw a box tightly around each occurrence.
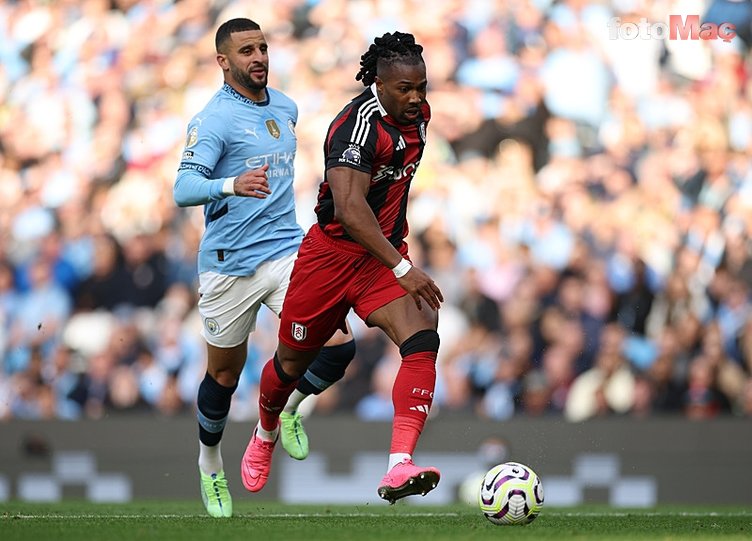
[336,200,402,268]
[329,168,443,311]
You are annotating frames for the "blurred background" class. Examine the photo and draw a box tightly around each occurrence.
[1,0,751,429]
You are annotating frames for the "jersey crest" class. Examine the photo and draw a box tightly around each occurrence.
[266,119,281,139]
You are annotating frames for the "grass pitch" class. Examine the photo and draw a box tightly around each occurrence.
[1,501,750,541]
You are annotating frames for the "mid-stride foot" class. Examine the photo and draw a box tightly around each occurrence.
[280,410,309,460]
[377,459,440,504]
[241,429,277,493]
[199,469,232,517]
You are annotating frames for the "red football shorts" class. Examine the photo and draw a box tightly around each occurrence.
[279,224,409,351]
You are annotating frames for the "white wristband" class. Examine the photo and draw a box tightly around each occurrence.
[221,177,236,196]
[391,258,412,279]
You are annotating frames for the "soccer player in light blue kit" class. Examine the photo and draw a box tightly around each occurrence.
[174,18,355,518]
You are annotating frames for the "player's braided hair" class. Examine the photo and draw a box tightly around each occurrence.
[355,31,424,87]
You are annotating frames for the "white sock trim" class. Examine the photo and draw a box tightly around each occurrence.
[256,421,279,442]
[198,441,223,475]
[388,453,411,471]
[283,389,308,414]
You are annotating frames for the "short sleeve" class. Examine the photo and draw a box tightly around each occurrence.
[324,108,377,175]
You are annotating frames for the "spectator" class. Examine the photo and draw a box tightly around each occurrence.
[564,323,636,422]
[6,259,72,374]
[74,234,131,311]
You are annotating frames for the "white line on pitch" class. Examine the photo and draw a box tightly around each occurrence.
[2,512,462,520]
[4,511,752,520]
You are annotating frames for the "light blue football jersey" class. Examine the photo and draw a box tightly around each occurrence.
[174,83,303,275]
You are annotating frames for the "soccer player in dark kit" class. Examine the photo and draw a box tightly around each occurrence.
[241,31,444,504]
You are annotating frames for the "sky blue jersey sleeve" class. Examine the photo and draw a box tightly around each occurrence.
[173,110,233,207]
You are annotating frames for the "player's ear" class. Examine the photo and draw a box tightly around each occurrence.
[374,76,384,95]
[216,53,229,71]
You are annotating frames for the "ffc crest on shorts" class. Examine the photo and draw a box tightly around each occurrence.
[291,322,307,342]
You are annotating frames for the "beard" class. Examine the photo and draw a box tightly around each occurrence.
[230,63,267,94]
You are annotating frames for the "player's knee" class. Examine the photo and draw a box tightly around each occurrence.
[210,368,241,388]
[275,346,320,380]
[399,329,440,358]
[273,352,301,382]
[207,347,246,387]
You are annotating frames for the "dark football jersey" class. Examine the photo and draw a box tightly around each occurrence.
[315,84,430,246]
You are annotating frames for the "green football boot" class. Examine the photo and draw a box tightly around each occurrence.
[279,410,309,460]
[199,469,232,518]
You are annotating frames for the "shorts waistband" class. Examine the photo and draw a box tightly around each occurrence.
[309,224,369,256]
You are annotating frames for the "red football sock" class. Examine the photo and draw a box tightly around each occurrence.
[258,358,298,432]
[390,351,437,454]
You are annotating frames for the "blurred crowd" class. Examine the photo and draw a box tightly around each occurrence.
[1,0,751,422]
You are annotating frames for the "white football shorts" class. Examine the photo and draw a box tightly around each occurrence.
[197,252,295,348]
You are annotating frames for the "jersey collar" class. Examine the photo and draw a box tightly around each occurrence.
[222,83,270,106]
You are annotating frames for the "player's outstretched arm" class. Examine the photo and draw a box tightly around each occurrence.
[174,164,271,207]
[328,166,443,311]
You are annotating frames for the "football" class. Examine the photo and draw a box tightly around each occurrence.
[478,461,544,525]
